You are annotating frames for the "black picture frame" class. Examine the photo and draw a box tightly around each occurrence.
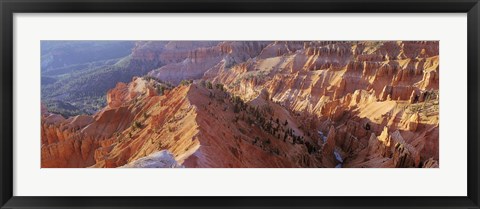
[1,0,479,208]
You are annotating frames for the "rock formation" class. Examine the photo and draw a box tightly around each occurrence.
[41,41,439,168]
[120,150,183,168]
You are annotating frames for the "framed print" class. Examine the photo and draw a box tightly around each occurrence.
[1,0,479,208]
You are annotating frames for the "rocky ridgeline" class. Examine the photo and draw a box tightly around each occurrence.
[42,77,322,168]
[147,41,272,85]
[41,41,439,168]
[207,41,439,168]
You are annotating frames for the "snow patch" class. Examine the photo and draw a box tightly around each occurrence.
[120,150,183,168]
[334,150,343,168]
[318,131,327,143]
[334,151,343,163]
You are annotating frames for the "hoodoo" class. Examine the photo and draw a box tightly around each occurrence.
[41,41,439,168]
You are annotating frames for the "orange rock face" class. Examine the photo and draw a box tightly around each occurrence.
[205,41,439,168]
[41,41,439,168]
[148,41,271,85]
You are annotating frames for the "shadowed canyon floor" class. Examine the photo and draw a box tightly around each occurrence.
[41,41,439,168]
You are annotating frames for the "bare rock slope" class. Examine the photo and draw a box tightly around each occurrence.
[41,41,439,168]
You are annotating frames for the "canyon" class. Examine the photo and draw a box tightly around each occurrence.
[41,41,439,168]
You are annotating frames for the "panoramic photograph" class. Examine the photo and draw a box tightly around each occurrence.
[41,41,439,168]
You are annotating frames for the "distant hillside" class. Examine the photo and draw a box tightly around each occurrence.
[41,41,440,168]
[41,41,222,117]
[41,41,141,116]
[41,41,135,73]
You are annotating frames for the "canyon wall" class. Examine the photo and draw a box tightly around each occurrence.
[41,41,439,168]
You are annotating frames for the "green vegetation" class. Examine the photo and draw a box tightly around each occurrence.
[133,121,142,129]
[206,81,213,89]
[41,41,135,73]
[180,79,193,86]
[41,41,166,117]
[43,99,84,117]
[156,85,166,95]
[215,83,224,91]
[224,91,315,156]
[406,90,439,116]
